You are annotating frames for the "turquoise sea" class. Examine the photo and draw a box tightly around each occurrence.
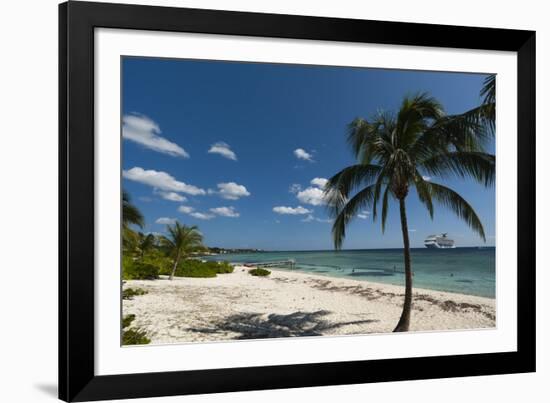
[204,247,496,298]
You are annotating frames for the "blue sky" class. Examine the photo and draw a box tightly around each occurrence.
[122,57,495,250]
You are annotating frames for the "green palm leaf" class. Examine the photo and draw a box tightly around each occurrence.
[420,151,495,186]
[324,164,382,211]
[331,184,377,249]
[122,191,144,228]
[426,182,486,241]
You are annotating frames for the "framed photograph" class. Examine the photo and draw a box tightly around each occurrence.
[59,1,535,401]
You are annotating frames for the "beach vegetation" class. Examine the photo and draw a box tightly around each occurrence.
[249,268,271,277]
[122,190,146,255]
[122,314,151,345]
[122,261,160,280]
[122,328,151,345]
[169,259,234,278]
[122,287,148,300]
[122,314,136,328]
[137,232,156,259]
[325,90,495,332]
[159,222,205,280]
[123,191,144,229]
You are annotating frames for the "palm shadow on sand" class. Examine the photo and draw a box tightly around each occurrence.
[189,310,378,339]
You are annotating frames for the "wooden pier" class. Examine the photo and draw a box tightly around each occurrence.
[251,259,296,269]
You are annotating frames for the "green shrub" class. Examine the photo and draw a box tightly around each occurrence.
[122,287,148,300]
[172,259,234,278]
[122,314,136,329]
[211,261,234,274]
[123,261,159,280]
[122,328,151,345]
[122,314,151,345]
[176,265,217,278]
[143,255,173,276]
[249,268,271,277]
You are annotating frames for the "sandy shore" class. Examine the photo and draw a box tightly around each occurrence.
[123,266,496,344]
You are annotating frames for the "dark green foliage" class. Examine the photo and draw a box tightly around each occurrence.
[122,328,151,345]
[122,314,151,345]
[160,222,204,280]
[176,265,217,278]
[122,288,148,300]
[122,314,136,328]
[171,260,234,278]
[123,261,159,280]
[249,268,271,277]
[211,261,234,274]
[122,191,144,228]
[144,255,173,276]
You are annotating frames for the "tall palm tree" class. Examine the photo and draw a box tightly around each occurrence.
[325,93,494,332]
[160,222,204,280]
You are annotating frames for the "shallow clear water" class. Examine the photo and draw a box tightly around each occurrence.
[204,247,496,298]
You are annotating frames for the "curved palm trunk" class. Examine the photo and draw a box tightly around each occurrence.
[169,250,181,281]
[394,198,413,332]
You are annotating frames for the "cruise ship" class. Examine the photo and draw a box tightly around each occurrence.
[424,233,456,249]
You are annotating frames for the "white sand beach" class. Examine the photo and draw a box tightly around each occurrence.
[123,266,496,344]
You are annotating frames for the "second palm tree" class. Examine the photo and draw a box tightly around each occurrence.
[325,93,494,332]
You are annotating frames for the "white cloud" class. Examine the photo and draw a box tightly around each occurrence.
[296,186,327,206]
[123,167,206,196]
[301,214,332,223]
[216,182,251,200]
[210,206,239,218]
[155,190,187,202]
[155,217,177,225]
[273,206,312,215]
[422,175,432,181]
[358,210,371,219]
[294,148,314,162]
[208,142,237,161]
[178,206,194,214]
[310,177,328,188]
[178,205,216,220]
[289,183,302,194]
[189,212,215,220]
[122,114,189,158]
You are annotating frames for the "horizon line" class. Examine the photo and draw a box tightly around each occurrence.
[205,245,496,253]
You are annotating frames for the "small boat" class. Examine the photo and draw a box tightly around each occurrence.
[424,233,456,249]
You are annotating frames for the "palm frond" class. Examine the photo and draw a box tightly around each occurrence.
[414,173,434,219]
[420,151,495,186]
[396,93,444,150]
[427,182,486,241]
[122,191,144,228]
[346,118,372,161]
[331,184,377,249]
[481,74,496,106]
[324,164,382,212]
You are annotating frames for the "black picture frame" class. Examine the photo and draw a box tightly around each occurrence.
[59,1,536,401]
